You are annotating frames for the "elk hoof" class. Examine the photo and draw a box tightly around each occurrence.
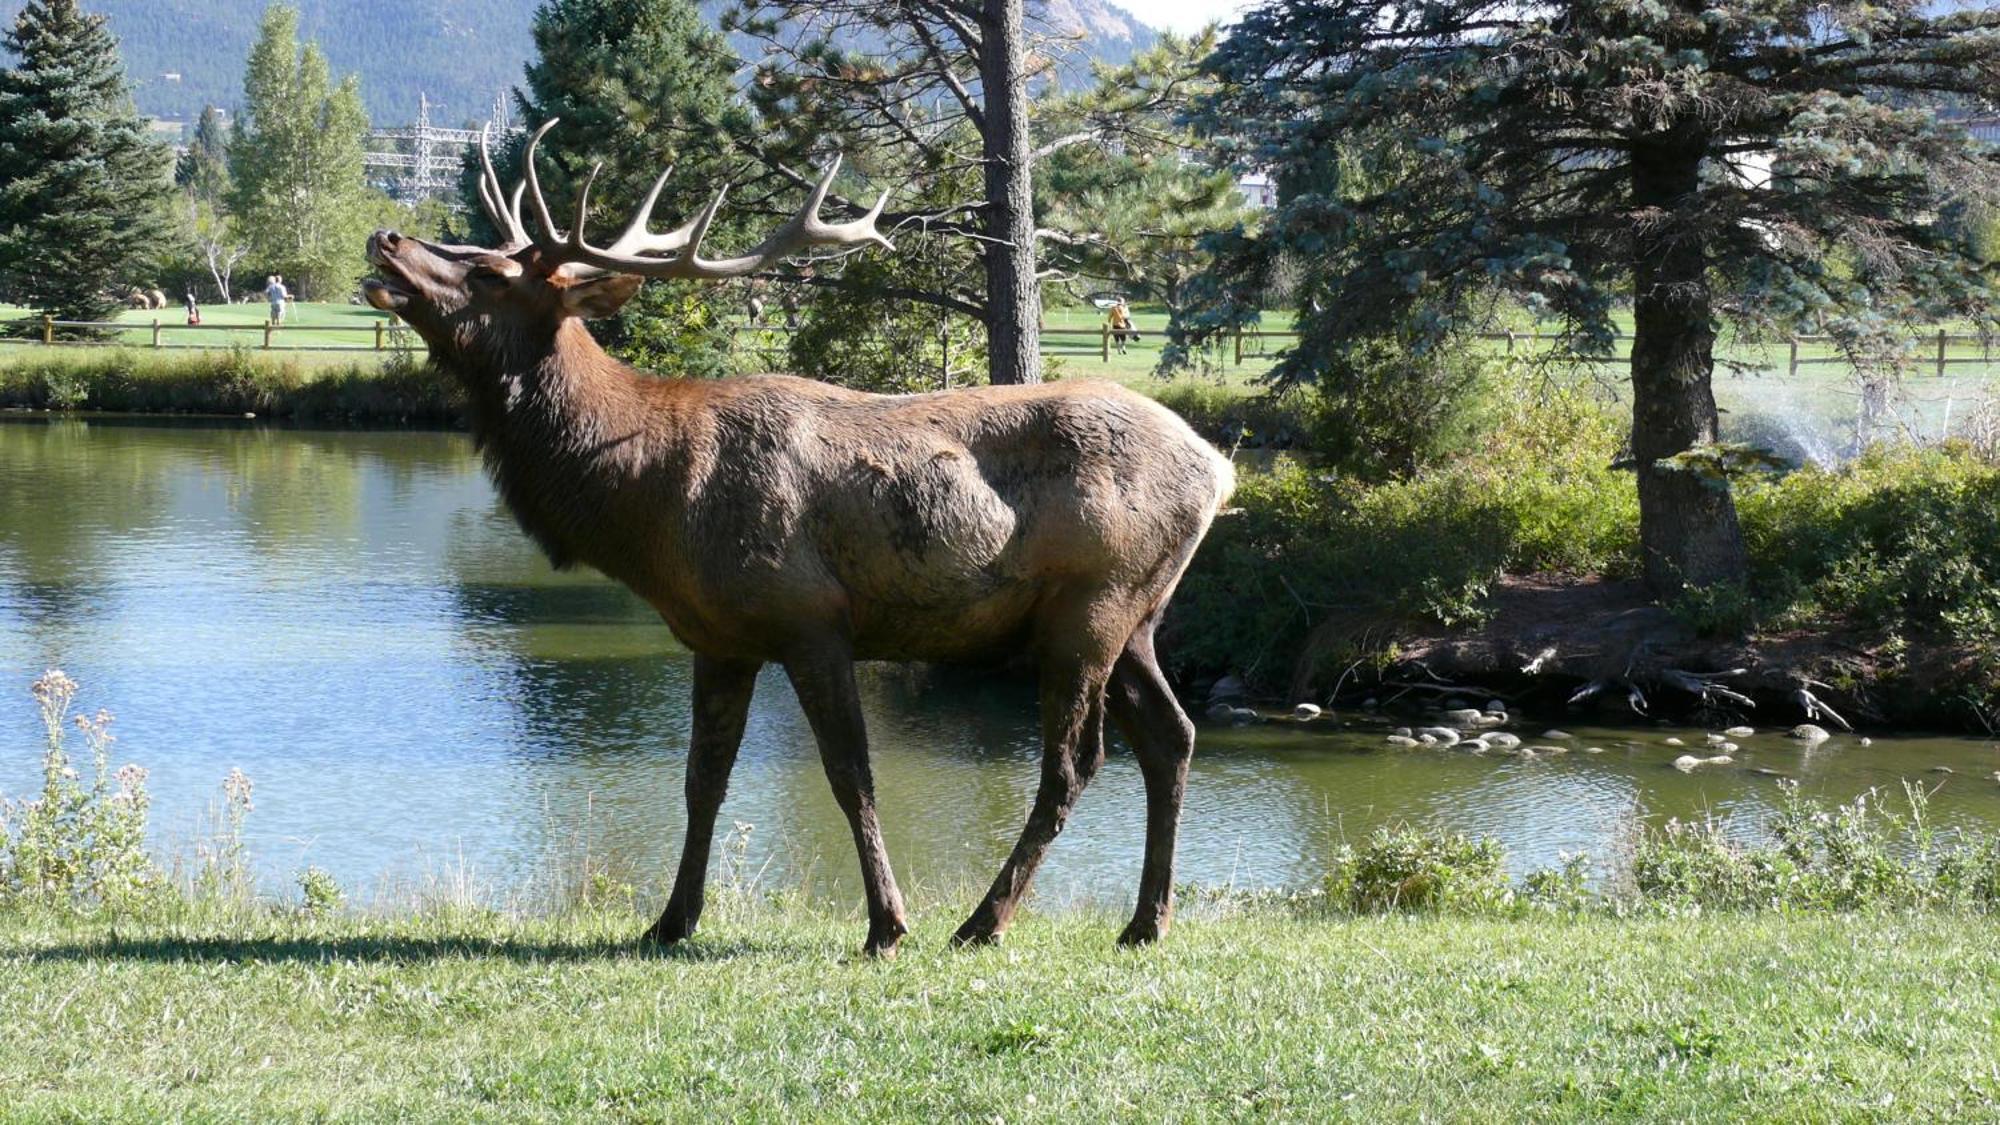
[864,919,908,959]
[1117,918,1167,946]
[950,921,1003,948]
[641,916,693,947]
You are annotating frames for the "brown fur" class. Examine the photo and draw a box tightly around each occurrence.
[363,229,1233,953]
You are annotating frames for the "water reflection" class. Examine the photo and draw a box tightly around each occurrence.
[3,414,1998,906]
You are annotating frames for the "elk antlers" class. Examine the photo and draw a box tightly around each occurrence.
[476,120,893,280]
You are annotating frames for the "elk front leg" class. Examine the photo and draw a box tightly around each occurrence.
[644,655,760,946]
[1106,630,1195,946]
[953,660,1110,946]
[785,646,909,957]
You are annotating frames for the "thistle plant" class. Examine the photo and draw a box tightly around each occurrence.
[1,670,154,908]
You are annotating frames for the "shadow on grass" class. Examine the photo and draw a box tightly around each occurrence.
[4,929,806,966]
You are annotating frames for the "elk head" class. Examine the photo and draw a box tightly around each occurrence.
[363,120,893,370]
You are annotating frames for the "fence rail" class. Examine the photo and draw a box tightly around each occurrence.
[4,315,413,353]
[7,314,1994,379]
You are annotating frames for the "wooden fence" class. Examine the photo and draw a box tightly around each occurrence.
[5,315,412,353]
[7,314,1993,380]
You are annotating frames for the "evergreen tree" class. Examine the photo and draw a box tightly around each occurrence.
[0,0,171,322]
[1195,1,2000,594]
[459,0,749,374]
[226,4,371,301]
[175,104,230,204]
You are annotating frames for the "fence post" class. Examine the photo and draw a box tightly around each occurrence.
[42,315,53,345]
[375,320,385,351]
[1938,327,1948,378]
[263,323,273,350]
[1234,327,1244,367]
[1788,336,1799,379]
[151,318,162,349]
[1101,323,1110,363]
[1505,329,1516,355]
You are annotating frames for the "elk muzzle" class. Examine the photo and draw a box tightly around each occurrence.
[362,230,417,311]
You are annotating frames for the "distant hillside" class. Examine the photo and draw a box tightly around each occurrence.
[0,0,1156,128]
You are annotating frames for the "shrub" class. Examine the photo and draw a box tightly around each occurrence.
[1633,781,2000,913]
[0,671,153,909]
[1168,371,1637,687]
[1327,826,1512,913]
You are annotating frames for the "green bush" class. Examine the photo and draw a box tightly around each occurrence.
[1632,780,2000,912]
[1328,826,1512,913]
[1736,443,2000,647]
[1168,372,1638,686]
[0,348,459,422]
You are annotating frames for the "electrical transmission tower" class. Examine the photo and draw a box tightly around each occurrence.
[364,92,521,201]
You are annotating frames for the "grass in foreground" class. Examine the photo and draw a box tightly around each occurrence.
[2,902,1998,1120]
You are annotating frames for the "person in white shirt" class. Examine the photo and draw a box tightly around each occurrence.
[265,275,291,326]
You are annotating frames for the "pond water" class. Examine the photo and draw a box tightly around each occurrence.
[3,415,1998,908]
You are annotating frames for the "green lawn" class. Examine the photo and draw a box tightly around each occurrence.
[2,902,1997,1120]
[0,299,400,352]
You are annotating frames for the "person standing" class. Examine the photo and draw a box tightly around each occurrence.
[265,275,290,326]
[1107,298,1134,355]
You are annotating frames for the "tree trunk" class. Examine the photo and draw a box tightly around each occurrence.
[977,0,1041,385]
[1629,142,1749,595]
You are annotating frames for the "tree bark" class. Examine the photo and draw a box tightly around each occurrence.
[1629,140,1749,594]
[977,0,1041,385]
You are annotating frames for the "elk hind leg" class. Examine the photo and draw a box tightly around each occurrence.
[1106,622,1195,945]
[646,655,760,945]
[953,654,1111,946]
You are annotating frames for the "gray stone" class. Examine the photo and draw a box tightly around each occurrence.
[1789,724,1831,743]
[1484,732,1522,750]
[1418,727,1461,747]
[1292,702,1323,720]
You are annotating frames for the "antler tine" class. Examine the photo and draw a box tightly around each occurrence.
[521,118,565,251]
[520,120,893,280]
[478,125,530,249]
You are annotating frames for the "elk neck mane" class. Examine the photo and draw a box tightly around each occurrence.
[442,317,685,572]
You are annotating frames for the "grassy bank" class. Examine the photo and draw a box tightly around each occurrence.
[0,347,458,423]
[3,904,1999,1120]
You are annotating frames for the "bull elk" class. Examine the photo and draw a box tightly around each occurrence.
[362,122,1234,955]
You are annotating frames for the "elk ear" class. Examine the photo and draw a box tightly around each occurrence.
[559,272,644,319]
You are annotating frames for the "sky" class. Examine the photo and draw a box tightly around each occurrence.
[1130,0,1254,33]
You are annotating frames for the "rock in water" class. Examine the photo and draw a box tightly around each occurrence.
[1441,709,1486,727]
[1208,674,1247,702]
[1664,737,1686,747]
[1542,730,1575,740]
[1206,702,1235,723]
[1673,754,1734,772]
[1292,703,1323,720]
[1385,735,1421,748]
[1392,727,1413,738]
[1485,700,1508,714]
[1232,707,1260,725]
[1724,726,1755,738]
[1789,724,1831,743]
[1484,732,1522,750]
[1418,727,1461,748]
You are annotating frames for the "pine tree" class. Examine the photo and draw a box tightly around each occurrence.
[458,0,748,374]
[0,0,171,323]
[226,4,371,301]
[1195,1,2000,594]
[175,104,230,204]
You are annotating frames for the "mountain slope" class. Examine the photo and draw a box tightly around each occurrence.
[1,0,1156,126]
